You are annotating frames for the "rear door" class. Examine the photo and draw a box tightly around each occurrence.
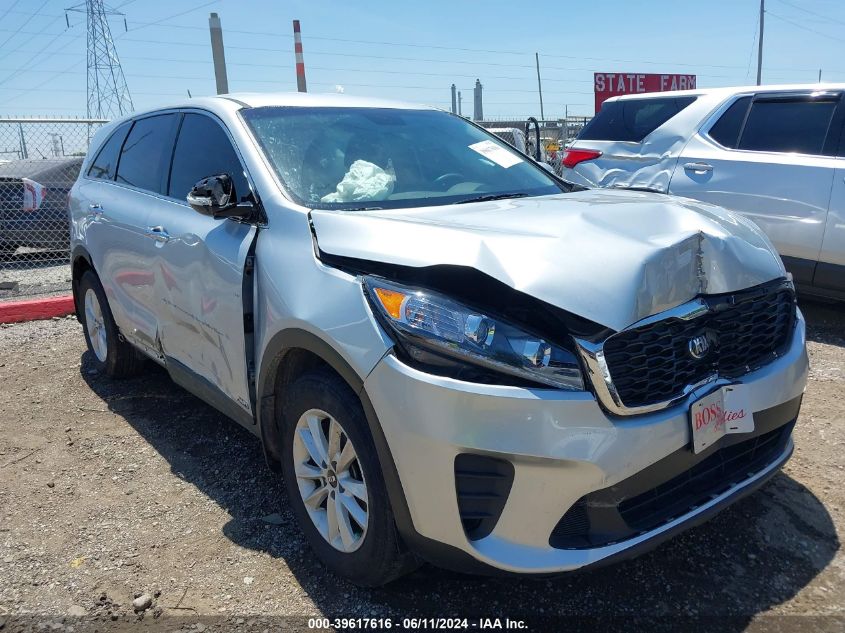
[108,113,180,351]
[145,111,257,415]
[669,91,843,285]
[76,115,179,349]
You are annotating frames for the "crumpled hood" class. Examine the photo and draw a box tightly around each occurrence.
[310,189,786,332]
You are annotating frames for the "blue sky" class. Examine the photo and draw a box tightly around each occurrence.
[0,0,844,119]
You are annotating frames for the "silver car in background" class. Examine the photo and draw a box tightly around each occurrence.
[561,84,845,302]
[69,93,808,586]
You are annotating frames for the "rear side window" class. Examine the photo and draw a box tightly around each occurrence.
[168,113,250,202]
[115,114,178,193]
[578,96,697,142]
[87,122,130,180]
[738,99,838,155]
[707,96,751,148]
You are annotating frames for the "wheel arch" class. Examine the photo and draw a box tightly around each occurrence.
[256,328,423,556]
[256,327,497,572]
[256,328,368,472]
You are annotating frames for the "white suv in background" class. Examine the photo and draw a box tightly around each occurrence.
[561,85,845,301]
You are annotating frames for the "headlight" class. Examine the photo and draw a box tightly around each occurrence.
[363,276,584,391]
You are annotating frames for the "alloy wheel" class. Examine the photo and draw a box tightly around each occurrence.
[84,288,108,363]
[292,408,369,553]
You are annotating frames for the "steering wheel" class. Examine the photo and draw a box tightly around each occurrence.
[434,172,465,189]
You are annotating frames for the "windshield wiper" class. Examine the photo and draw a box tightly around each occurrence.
[454,192,530,204]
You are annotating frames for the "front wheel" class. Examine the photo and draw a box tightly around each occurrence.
[280,369,417,586]
[77,270,145,378]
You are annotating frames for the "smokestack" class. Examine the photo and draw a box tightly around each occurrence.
[473,79,483,121]
[451,84,457,114]
[293,19,307,92]
[208,12,229,95]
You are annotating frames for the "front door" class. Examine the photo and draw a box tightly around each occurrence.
[146,111,258,415]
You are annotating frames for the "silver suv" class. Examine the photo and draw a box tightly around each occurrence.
[69,93,808,586]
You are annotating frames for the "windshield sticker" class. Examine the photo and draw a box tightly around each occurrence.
[468,140,523,168]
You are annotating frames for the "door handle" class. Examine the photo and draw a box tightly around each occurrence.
[145,225,171,243]
[683,162,713,173]
[88,203,103,217]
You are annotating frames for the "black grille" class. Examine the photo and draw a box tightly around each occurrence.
[549,418,794,550]
[619,422,790,531]
[549,500,590,545]
[454,454,514,540]
[603,281,796,409]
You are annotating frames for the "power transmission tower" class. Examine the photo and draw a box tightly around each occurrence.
[66,1,133,119]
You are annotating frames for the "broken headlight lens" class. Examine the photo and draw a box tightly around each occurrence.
[363,276,584,391]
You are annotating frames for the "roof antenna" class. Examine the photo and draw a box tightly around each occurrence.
[187,89,192,98]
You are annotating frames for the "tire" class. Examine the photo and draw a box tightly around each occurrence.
[280,369,418,586]
[77,269,145,378]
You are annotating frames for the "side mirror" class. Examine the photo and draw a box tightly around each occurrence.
[187,174,254,220]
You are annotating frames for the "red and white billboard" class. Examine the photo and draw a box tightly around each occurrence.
[594,73,697,112]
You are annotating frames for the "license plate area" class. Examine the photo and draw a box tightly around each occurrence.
[689,385,754,454]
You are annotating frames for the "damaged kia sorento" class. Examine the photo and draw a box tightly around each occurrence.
[69,93,808,586]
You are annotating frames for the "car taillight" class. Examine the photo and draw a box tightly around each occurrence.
[562,148,602,169]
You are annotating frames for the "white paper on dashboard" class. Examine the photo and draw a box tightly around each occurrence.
[468,140,523,168]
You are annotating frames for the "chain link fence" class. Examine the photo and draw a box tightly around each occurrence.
[0,117,107,301]
[477,116,592,175]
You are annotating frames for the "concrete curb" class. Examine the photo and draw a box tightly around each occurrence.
[0,295,75,324]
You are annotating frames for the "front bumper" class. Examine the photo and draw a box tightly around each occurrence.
[362,311,808,574]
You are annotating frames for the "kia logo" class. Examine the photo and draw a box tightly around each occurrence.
[688,334,711,360]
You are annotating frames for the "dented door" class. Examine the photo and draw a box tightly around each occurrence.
[147,111,258,415]
[147,200,256,413]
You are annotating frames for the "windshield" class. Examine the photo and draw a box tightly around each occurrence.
[241,106,564,210]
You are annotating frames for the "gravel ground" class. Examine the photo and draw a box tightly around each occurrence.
[0,301,843,632]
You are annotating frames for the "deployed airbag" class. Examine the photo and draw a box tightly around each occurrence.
[321,160,396,203]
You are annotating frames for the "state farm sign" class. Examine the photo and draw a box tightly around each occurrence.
[594,73,697,112]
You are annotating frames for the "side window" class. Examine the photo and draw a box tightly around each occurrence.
[707,96,751,148]
[115,114,178,193]
[86,122,130,180]
[168,113,250,202]
[738,98,838,155]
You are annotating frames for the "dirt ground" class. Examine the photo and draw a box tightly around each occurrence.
[0,300,843,632]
